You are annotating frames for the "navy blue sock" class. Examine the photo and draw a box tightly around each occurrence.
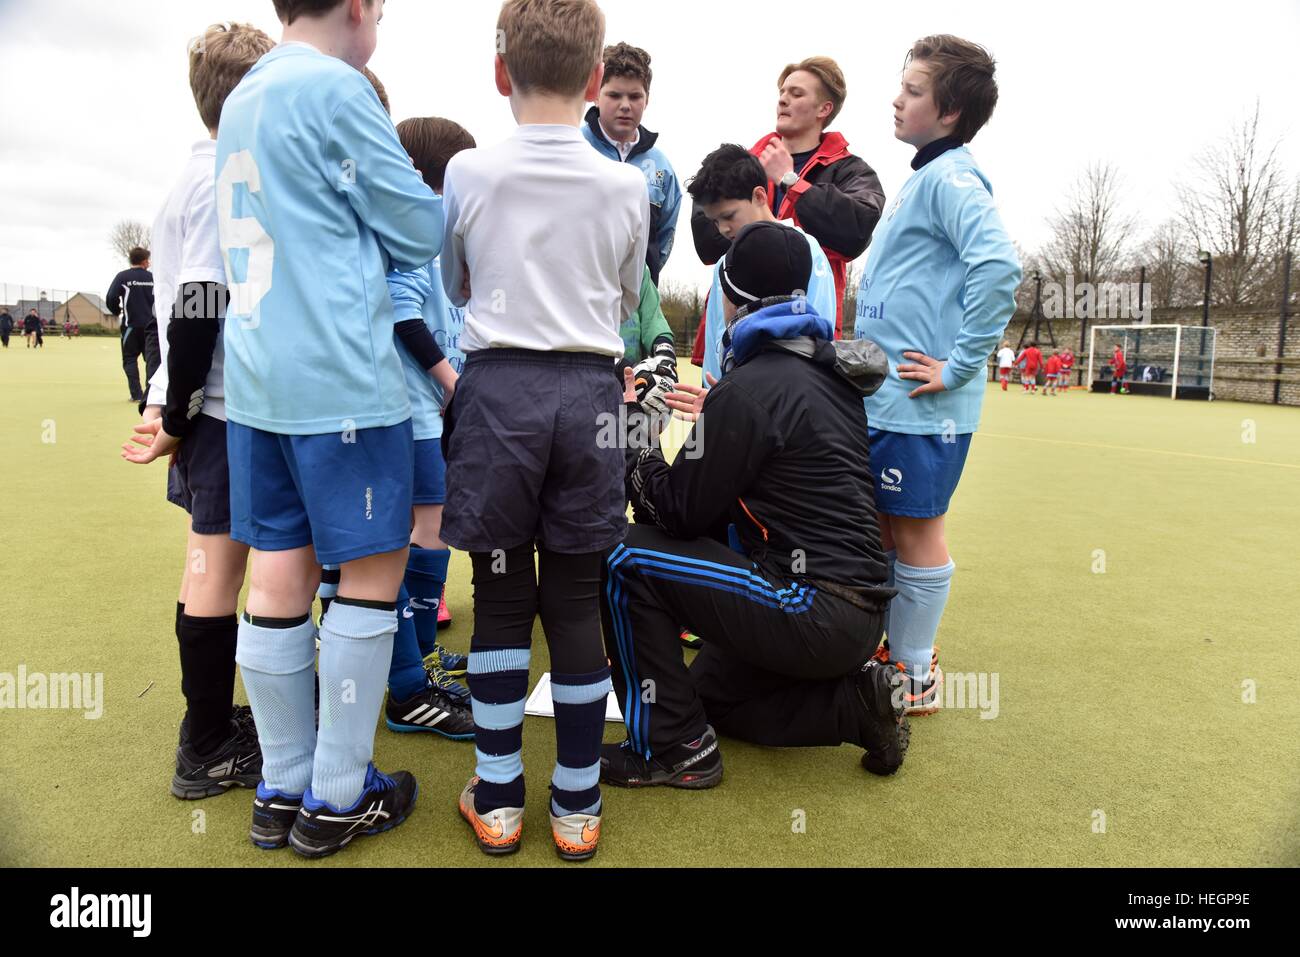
[388,583,428,701]
[405,546,450,659]
[549,665,612,816]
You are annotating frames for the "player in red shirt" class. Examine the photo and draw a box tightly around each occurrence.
[1110,343,1128,394]
[1043,351,1063,395]
[1058,347,1074,391]
[1016,341,1043,392]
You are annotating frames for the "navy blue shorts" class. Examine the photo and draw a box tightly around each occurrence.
[440,348,626,555]
[227,419,414,565]
[413,437,446,506]
[166,413,232,535]
[868,428,973,519]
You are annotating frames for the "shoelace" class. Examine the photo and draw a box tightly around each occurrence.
[433,643,466,668]
[366,763,397,792]
[426,664,469,699]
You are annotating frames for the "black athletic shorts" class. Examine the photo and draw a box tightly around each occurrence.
[166,413,232,535]
[440,348,626,555]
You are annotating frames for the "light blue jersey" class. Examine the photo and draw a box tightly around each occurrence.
[387,258,466,441]
[854,146,1020,435]
[216,43,443,435]
[702,224,836,384]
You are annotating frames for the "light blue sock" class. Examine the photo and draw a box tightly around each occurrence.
[389,584,429,701]
[235,614,317,796]
[889,559,955,680]
[311,600,397,809]
[881,548,898,642]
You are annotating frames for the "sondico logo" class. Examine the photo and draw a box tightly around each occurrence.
[50,887,151,937]
[880,468,903,493]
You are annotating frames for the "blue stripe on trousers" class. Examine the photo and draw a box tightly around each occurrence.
[605,543,818,758]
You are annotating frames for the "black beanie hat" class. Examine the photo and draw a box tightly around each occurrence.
[720,221,814,308]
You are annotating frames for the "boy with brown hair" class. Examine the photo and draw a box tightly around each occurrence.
[215,0,443,858]
[440,0,647,862]
[581,40,680,285]
[121,20,275,800]
[855,35,1021,714]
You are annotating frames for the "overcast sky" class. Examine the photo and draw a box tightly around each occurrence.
[1,0,1298,301]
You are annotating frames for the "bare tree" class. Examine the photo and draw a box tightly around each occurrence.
[1177,102,1286,306]
[1042,161,1134,290]
[1131,220,1197,309]
[841,260,860,324]
[109,220,151,262]
[1012,243,1044,314]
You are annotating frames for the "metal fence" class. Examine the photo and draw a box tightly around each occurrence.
[0,282,119,332]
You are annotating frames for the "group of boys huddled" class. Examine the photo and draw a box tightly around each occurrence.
[996,341,1076,395]
[120,0,1020,862]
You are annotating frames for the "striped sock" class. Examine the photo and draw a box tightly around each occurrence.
[468,644,530,814]
[550,665,612,816]
[317,565,340,621]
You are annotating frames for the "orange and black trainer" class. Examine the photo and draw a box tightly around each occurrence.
[458,777,523,856]
[549,807,602,862]
[872,641,942,716]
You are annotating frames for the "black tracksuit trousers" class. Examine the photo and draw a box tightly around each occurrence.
[601,524,884,757]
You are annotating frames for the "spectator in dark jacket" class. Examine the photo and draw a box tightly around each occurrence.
[23,309,41,347]
[106,246,158,402]
[691,56,885,338]
[0,309,12,348]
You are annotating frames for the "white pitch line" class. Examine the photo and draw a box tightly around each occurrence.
[979,432,1300,471]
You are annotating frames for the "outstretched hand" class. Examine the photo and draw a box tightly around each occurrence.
[663,372,718,422]
[122,418,180,466]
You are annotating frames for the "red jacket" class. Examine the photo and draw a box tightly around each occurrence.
[1112,349,1127,376]
[691,131,885,338]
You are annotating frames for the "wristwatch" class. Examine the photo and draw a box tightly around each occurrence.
[780,170,799,188]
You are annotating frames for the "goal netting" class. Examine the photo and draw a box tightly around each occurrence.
[1087,324,1217,399]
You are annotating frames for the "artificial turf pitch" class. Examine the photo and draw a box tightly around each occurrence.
[2,338,1297,868]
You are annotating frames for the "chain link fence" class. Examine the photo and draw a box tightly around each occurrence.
[0,282,121,337]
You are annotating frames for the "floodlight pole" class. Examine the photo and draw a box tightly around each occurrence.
[1199,251,1213,326]
[1277,250,1292,405]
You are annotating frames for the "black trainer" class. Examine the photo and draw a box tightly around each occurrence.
[170,718,262,799]
[288,763,418,859]
[385,682,474,740]
[600,725,723,789]
[179,703,257,748]
[250,783,303,850]
[855,659,909,776]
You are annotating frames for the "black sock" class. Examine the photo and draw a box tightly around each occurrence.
[178,613,239,755]
[175,601,188,736]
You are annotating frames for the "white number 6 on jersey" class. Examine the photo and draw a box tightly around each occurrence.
[217,150,274,330]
